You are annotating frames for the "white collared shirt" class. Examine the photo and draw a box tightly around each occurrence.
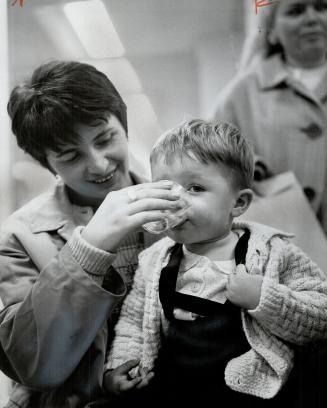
[173,246,236,321]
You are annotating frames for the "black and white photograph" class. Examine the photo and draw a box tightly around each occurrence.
[0,1,327,407]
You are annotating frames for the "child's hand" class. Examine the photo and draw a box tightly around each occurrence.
[226,264,263,310]
[103,360,148,395]
[135,366,155,389]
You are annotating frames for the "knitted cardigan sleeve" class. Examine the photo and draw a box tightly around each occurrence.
[106,262,146,370]
[249,238,327,344]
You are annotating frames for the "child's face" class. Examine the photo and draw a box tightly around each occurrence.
[46,115,131,207]
[152,154,242,245]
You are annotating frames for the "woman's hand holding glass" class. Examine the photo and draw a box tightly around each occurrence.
[82,180,183,252]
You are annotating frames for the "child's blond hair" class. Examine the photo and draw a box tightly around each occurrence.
[150,119,254,189]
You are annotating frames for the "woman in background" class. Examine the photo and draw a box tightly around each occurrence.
[213,0,327,234]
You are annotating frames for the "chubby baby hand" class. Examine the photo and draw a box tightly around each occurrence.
[104,360,154,395]
[103,360,141,395]
[226,264,263,310]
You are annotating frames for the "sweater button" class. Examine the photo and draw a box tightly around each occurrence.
[303,187,316,202]
[191,282,201,293]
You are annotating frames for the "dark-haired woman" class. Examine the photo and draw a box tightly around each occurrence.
[0,60,181,408]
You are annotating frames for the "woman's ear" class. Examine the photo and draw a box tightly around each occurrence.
[232,189,253,218]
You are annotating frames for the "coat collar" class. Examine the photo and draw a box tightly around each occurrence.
[25,179,75,236]
[257,54,289,90]
[257,54,327,103]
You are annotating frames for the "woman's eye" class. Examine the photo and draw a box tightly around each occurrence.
[62,152,80,163]
[188,185,204,193]
[315,3,327,12]
[96,138,111,147]
[285,5,306,16]
[96,132,116,147]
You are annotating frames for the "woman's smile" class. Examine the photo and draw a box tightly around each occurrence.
[46,115,132,207]
[88,166,118,184]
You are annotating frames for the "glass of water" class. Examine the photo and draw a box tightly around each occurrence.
[143,183,190,235]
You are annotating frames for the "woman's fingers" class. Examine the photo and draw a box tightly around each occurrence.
[128,197,184,215]
[129,209,186,227]
[134,180,174,190]
[83,181,186,251]
[125,183,181,204]
[127,188,181,203]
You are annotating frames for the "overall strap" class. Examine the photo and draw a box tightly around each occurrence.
[159,229,251,319]
[234,228,250,265]
[159,243,183,319]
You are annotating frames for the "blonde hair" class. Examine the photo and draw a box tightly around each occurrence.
[150,119,254,189]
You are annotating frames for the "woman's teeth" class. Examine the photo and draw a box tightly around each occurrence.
[92,170,115,184]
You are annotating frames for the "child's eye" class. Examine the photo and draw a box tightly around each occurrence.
[188,185,205,193]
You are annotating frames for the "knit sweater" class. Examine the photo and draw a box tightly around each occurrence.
[107,221,327,399]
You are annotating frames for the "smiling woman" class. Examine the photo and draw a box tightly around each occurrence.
[269,0,327,67]
[46,116,132,208]
[0,60,182,408]
[214,0,327,234]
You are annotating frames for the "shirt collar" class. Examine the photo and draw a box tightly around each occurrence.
[180,247,235,277]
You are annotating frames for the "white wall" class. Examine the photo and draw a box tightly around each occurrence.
[195,33,243,119]
[131,52,199,130]
[0,1,13,224]
[0,0,11,401]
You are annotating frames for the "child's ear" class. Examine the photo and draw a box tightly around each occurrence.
[232,189,253,218]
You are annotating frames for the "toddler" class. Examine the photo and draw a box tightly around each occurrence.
[105,120,327,407]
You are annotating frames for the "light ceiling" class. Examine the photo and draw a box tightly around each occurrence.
[8,0,243,79]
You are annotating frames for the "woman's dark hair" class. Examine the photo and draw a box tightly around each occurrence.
[7,60,128,169]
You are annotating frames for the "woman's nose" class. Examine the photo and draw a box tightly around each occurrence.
[86,149,108,174]
[304,6,319,23]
